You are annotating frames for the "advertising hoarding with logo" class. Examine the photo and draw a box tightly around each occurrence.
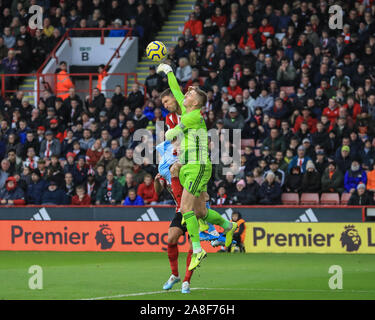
[244,223,375,254]
[0,221,217,253]
[0,206,364,222]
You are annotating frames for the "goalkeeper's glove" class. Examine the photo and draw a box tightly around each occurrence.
[165,128,176,141]
[156,63,173,75]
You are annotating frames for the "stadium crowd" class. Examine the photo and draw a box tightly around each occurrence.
[1,0,375,206]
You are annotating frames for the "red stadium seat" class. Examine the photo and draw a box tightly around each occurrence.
[340,193,351,205]
[320,193,340,205]
[281,193,300,205]
[300,193,320,205]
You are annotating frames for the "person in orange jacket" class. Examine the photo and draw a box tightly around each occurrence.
[56,61,74,100]
[228,211,246,252]
[97,64,108,91]
[366,163,375,196]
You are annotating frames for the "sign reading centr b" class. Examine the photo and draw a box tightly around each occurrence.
[244,223,375,254]
[70,38,128,66]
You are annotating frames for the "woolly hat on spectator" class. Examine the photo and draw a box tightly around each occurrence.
[245,171,254,177]
[342,145,350,152]
[99,111,107,117]
[357,183,366,190]
[229,106,237,113]
[306,160,315,170]
[302,138,310,144]
[236,179,246,187]
[50,118,58,125]
[297,145,305,151]
[37,126,45,132]
[66,152,76,159]
[32,169,42,177]
[45,130,53,136]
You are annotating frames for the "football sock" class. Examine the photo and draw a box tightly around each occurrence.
[171,177,183,208]
[183,250,194,283]
[183,211,201,253]
[203,208,231,231]
[167,243,179,277]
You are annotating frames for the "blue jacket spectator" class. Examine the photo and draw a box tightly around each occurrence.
[287,146,312,173]
[344,161,367,193]
[41,181,69,205]
[123,189,144,205]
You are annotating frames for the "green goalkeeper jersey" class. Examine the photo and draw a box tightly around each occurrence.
[165,72,211,165]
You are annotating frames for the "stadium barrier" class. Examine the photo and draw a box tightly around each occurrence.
[0,220,373,254]
[0,205,365,222]
[0,206,373,253]
[0,221,216,253]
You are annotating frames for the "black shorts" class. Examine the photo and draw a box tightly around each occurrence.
[169,211,187,234]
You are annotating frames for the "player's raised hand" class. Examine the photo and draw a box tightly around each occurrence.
[156,63,172,75]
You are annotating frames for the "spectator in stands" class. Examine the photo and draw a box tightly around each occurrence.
[145,66,163,96]
[0,36,8,61]
[127,84,144,111]
[0,159,10,189]
[137,174,158,205]
[335,145,353,174]
[7,149,22,176]
[96,170,123,205]
[26,169,46,205]
[123,188,144,206]
[86,139,103,167]
[183,13,203,37]
[56,61,74,100]
[41,180,68,205]
[1,48,19,91]
[95,147,118,173]
[223,106,244,130]
[344,160,367,194]
[176,57,192,87]
[284,166,303,193]
[212,185,230,206]
[348,183,374,206]
[0,176,25,205]
[258,171,282,205]
[71,185,91,205]
[39,130,61,159]
[254,89,274,114]
[232,179,253,205]
[321,162,344,194]
[288,145,312,173]
[301,161,321,193]
[264,158,285,186]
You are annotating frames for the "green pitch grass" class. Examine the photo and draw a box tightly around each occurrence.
[0,251,374,300]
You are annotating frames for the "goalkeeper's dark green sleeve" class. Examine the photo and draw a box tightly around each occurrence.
[167,72,186,114]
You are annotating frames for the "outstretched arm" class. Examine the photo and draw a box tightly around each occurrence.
[157,63,186,114]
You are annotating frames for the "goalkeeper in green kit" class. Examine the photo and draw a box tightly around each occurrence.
[156,63,237,271]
